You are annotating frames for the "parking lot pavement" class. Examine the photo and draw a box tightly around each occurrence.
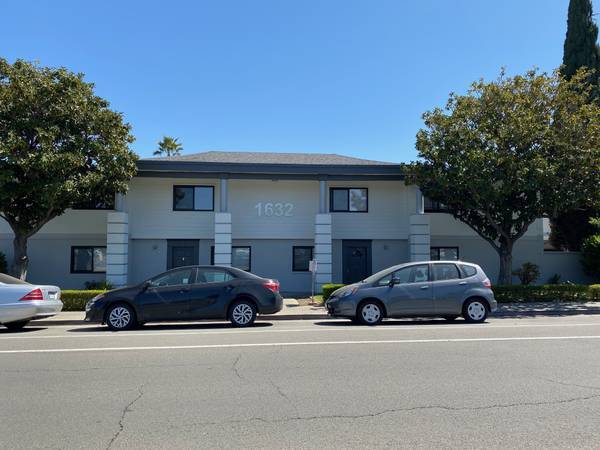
[2,315,600,449]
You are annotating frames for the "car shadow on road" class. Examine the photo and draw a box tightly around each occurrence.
[314,319,460,327]
[67,321,274,332]
[0,327,47,334]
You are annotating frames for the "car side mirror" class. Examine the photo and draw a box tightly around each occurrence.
[141,281,151,291]
[388,277,401,287]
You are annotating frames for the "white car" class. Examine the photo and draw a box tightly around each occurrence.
[0,273,63,331]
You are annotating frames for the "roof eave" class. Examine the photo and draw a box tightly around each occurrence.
[136,160,405,180]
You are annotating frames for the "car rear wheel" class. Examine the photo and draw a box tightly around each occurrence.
[463,299,488,323]
[106,304,136,331]
[229,300,257,327]
[5,320,29,331]
[358,301,383,326]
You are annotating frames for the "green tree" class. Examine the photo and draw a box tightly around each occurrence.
[552,0,600,250]
[405,69,600,285]
[0,59,137,280]
[153,136,182,157]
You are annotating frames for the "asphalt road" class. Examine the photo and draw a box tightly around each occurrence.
[2,315,600,449]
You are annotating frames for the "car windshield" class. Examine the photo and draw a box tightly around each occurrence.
[0,273,31,285]
[361,266,403,285]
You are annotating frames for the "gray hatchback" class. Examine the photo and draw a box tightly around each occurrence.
[326,261,497,325]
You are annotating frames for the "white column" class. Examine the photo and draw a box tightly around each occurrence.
[409,214,430,262]
[315,213,332,290]
[106,212,129,287]
[214,213,232,266]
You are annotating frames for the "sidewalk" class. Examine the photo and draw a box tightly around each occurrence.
[33,300,600,326]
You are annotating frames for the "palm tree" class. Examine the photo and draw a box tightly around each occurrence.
[154,136,183,157]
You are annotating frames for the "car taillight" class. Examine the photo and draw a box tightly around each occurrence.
[483,278,492,289]
[263,280,280,293]
[20,288,44,301]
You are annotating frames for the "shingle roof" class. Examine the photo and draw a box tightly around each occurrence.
[145,151,396,166]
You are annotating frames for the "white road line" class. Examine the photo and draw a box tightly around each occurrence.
[2,335,600,354]
[1,321,600,340]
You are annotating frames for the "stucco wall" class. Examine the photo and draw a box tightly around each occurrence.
[124,177,217,239]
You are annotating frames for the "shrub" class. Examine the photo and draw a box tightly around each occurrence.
[492,285,600,303]
[84,280,114,290]
[581,234,600,281]
[512,262,540,285]
[547,274,561,285]
[322,284,346,301]
[60,290,106,311]
[0,251,6,273]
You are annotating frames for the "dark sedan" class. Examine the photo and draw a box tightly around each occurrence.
[85,266,283,330]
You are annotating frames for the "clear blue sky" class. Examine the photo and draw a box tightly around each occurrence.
[2,0,593,162]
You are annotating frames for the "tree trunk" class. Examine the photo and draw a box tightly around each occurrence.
[13,234,29,280]
[497,242,513,285]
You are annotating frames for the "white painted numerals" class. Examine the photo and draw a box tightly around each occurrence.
[254,202,294,217]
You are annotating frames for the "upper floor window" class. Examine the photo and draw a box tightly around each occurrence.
[173,186,214,211]
[71,246,107,273]
[424,197,448,213]
[430,246,459,261]
[330,188,368,212]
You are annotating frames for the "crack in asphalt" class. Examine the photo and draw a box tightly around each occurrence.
[181,392,600,428]
[269,378,299,416]
[543,378,600,392]
[106,385,145,450]
[232,353,244,380]
[0,361,215,375]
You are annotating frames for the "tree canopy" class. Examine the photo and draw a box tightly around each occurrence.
[405,69,600,284]
[0,59,137,278]
[154,136,183,157]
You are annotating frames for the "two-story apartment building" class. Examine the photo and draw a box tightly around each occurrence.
[0,151,587,293]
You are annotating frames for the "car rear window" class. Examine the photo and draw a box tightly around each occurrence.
[460,265,477,277]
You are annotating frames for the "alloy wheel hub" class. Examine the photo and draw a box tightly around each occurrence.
[109,307,131,329]
[232,304,253,324]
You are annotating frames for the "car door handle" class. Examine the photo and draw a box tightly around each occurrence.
[459,281,467,285]
[420,285,429,290]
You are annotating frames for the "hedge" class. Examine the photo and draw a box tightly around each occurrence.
[322,284,346,301]
[321,284,600,303]
[493,285,600,303]
[60,290,106,311]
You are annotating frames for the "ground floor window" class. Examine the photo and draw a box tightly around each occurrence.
[211,246,251,272]
[430,246,459,261]
[292,246,313,271]
[71,246,107,273]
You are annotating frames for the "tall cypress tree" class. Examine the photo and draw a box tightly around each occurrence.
[562,0,600,96]
[551,0,600,251]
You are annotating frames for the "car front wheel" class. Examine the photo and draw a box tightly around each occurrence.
[5,320,29,331]
[463,299,488,323]
[106,304,136,331]
[229,300,257,327]
[358,301,384,326]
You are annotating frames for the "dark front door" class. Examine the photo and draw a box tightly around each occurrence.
[342,240,372,284]
[167,240,199,269]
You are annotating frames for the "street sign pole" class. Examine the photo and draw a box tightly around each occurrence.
[309,259,317,303]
